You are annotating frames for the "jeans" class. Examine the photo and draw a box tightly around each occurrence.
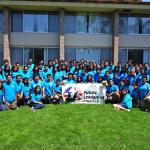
[0,103,5,111]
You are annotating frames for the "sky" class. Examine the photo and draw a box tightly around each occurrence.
[143,0,150,2]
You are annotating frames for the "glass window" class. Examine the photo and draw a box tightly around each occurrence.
[128,16,139,34]
[24,48,34,65]
[88,13,101,33]
[11,48,23,65]
[65,48,76,61]
[76,13,87,33]
[119,14,128,34]
[0,11,3,32]
[119,48,127,65]
[23,12,34,32]
[101,14,112,34]
[48,48,59,60]
[100,48,111,62]
[0,48,3,65]
[76,48,100,63]
[48,12,59,33]
[65,13,76,33]
[142,17,150,34]
[36,12,48,32]
[23,11,48,32]
[11,11,23,32]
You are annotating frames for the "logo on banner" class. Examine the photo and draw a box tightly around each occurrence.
[63,86,83,101]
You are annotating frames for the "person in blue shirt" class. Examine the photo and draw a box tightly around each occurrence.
[113,89,132,112]
[42,65,52,81]
[32,65,43,80]
[86,74,94,83]
[80,69,88,82]
[131,81,139,108]
[53,79,63,104]
[122,79,133,94]
[20,66,32,80]
[11,65,20,81]
[3,75,18,110]
[22,78,31,105]
[113,73,120,85]
[0,66,6,82]
[16,75,24,106]
[0,81,5,111]
[138,76,150,111]
[44,74,55,104]
[30,75,44,95]
[106,79,120,104]
[63,73,75,84]
[52,66,61,82]
[29,86,44,111]
[94,69,101,82]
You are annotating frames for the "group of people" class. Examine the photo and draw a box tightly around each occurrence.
[0,58,150,112]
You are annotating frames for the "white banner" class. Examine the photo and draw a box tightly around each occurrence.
[62,83,106,104]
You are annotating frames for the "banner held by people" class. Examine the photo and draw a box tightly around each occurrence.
[62,83,107,104]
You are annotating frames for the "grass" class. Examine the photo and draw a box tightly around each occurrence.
[0,104,150,150]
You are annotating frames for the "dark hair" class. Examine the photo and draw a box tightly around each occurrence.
[34,86,41,94]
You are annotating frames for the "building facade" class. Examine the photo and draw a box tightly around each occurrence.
[0,0,150,65]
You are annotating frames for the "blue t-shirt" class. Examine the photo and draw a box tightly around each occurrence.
[42,69,52,81]
[30,80,44,92]
[23,84,31,97]
[3,81,18,102]
[132,87,139,101]
[12,71,20,81]
[138,82,150,101]
[0,89,4,103]
[122,85,133,94]
[64,79,75,84]
[55,85,62,94]
[16,82,24,94]
[44,81,55,96]
[121,93,132,109]
[20,71,32,79]
[31,93,42,102]
[106,85,119,94]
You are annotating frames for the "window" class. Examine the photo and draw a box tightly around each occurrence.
[128,16,139,34]
[76,13,87,33]
[48,12,59,33]
[48,48,59,60]
[142,17,150,34]
[23,11,48,32]
[65,48,76,61]
[119,14,128,34]
[88,13,101,33]
[65,13,76,33]
[76,48,100,63]
[24,48,34,65]
[0,11,3,32]
[100,48,111,62]
[11,11,23,32]
[0,48,3,65]
[11,48,23,65]
[119,48,127,65]
[65,12,112,34]
[101,14,112,34]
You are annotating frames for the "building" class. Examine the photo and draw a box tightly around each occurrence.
[0,0,150,65]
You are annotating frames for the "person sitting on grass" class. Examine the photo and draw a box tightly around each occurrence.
[0,81,5,111]
[29,86,44,111]
[3,75,18,110]
[105,79,120,104]
[53,79,63,104]
[113,89,132,112]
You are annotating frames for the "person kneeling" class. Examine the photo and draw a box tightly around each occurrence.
[28,86,44,111]
[113,89,132,112]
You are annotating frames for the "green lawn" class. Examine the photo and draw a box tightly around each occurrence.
[0,104,150,150]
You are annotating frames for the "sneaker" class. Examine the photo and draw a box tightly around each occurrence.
[31,107,35,111]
